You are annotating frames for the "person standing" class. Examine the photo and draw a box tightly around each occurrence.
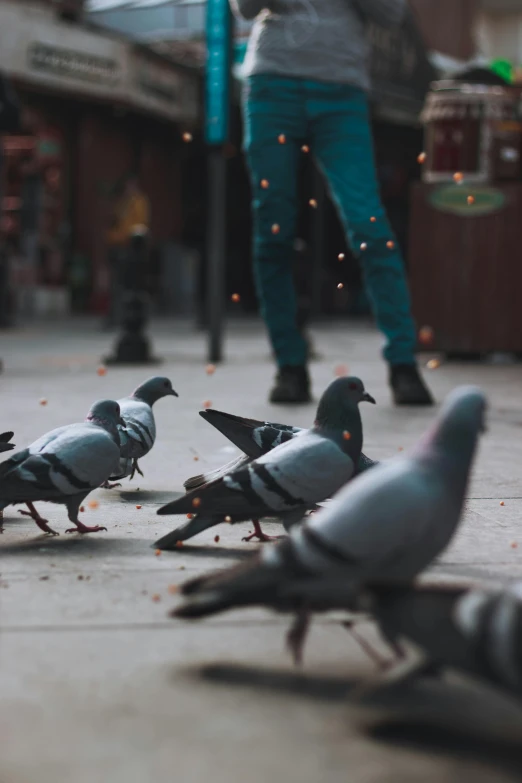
[105,173,150,328]
[230,0,433,406]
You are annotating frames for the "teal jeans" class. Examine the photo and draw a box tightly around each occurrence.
[242,74,417,368]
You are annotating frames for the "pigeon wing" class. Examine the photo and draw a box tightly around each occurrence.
[226,433,355,512]
[118,398,156,460]
[293,459,448,583]
[2,424,120,501]
[199,408,302,458]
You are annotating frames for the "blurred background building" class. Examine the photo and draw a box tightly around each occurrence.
[0,0,199,321]
[2,0,522,326]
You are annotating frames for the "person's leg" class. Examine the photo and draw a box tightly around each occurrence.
[307,82,432,405]
[243,74,310,402]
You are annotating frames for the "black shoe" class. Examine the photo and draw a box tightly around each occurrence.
[270,365,311,404]
[389,364,434,406]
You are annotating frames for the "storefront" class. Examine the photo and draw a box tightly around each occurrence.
[0,0,200,318]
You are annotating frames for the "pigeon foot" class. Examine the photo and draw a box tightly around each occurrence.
[18,504,59,536]
[130,460,144,480]
[242,519,283,543]
[65,520,108,534]
[286,609,311,666]
[342,620,398,671]
[101,481,122,489]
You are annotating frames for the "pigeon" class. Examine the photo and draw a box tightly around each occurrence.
[173,385,486,663]
[0,400,123,535]
[358,580,522,698]
[105,376,178,486]
[0,433,16,525]
[156,377,375,548]
[184,409,378,492]
[0,431,15,453]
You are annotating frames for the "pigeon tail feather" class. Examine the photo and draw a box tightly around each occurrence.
[154,514,221,549]
[199,409,269,458]
[184,455,249,491]
[0,431,15,452]
[157,492,205,516]
[173,556,289,618]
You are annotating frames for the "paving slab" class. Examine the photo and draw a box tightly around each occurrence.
[2,317,522,782]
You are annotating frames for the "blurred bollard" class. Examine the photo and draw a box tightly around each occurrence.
[105,227,161,365]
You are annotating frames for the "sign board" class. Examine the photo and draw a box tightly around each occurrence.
[429,185,506,217]
[129,50,199,122]
[27,42,120,86]
[0,2,126,99]
[205,0,232,145]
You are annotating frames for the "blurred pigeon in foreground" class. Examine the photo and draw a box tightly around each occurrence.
[0,431,15,453]
[156,377,375,548]
[0,400,123,535]
[358,580,522,698]
[104,376,178,487]
[173,386,486,663]
[184,409,377,492]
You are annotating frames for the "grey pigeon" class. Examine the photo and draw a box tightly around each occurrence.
[155,377,375,548]
[105,376,178,486]
[184,409,377,492]
[0,431,15,453]
[173,385,486,663]
[359,580,522,698]
[0,400,123,535]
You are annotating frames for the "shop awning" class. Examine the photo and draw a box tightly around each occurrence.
[0,0,199,123]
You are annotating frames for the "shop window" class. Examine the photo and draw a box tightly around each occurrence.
[1,110,67,290]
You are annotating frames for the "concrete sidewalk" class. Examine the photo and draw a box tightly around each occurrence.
[2,317,522,783]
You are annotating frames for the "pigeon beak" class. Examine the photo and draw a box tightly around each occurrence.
[362,392,376,404]
[170,389,179,397]
[119,416,126,426]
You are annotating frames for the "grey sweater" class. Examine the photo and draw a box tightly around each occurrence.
[230,0,406,89]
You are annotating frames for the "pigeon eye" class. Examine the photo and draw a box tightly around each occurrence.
[349,383,358,390]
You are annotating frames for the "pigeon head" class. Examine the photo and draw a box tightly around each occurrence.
[436,386,487,444]
[87,400,123,432]
[132,376,179,406]
[423,386,486,473]
[314,377,375,429]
